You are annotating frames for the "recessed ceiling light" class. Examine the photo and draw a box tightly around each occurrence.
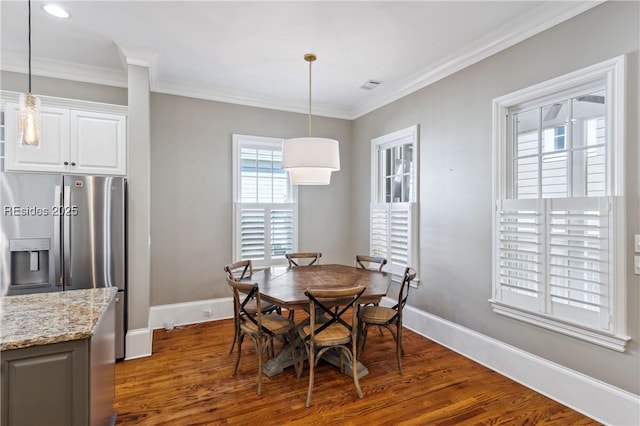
[43,4,70,19]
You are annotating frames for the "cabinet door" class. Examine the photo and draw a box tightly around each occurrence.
[1,340,89,426]
[70,110,126,175]
[4,102,70,173]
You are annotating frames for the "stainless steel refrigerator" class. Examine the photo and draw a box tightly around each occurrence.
[1,172,127,360]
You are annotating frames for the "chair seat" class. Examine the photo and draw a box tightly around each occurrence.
[242,314,294,335]
[243,299,276,314]
[300,323,351,346]
[359,305,396,324]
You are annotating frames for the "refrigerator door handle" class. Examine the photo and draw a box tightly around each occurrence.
[53,185,63,286]
[63,185,72,287]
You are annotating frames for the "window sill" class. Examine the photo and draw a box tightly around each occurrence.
[490,300,630,352]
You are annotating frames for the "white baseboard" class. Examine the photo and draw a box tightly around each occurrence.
[125,328,152,360]
[149,297,234,330]
[123,298,233,361]
[398,301,640,426]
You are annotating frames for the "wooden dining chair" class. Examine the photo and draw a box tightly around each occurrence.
[297,285,366,407]
[354,255,388,332]
[284,252,322,320]
[226,277,298,395]
[358,266,416,375]
[285,252,322,267]
[224,260,280,354]
[224,259,253,281]
[355,255,387,272]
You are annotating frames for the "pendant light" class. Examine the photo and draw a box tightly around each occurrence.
[282,53,340,185]
[18,0,41,148]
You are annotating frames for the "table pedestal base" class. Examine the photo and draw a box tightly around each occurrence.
[262,346,369,379]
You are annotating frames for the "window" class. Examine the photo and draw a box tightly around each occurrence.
[232,134,297,267]
[512,94,606,199]
[491,56,628,351]
[370,125,419,280]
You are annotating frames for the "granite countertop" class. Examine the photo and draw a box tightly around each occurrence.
[0,287,118,351]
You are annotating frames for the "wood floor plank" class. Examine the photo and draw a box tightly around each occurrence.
[114,319,600,425]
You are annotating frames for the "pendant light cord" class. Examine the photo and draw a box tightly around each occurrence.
[28,0,32,93]
[308,58,312,137]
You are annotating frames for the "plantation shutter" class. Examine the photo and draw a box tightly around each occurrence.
[370,202,416,278]
[370,204,389,261]
[495,196,613,331]
[235,203,297,267]
[495,198,543,312]
[547,197,611,330]
[270,207,295,258]
[237,206,266,261]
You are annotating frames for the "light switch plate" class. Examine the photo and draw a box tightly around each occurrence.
[635,256,640,275]
[635,235,640,253]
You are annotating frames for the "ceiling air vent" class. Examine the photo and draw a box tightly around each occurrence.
[361,79,383,90]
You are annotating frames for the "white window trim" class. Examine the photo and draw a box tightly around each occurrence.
[232,134,298,267]
[491,56,629,351]
[370,125,420,284]
[371,125,419,204]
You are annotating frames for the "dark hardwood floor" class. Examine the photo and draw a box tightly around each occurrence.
[114,317,599,425]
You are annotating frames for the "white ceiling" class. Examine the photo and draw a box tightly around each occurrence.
[0,1,601,119]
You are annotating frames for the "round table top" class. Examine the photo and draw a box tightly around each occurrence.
[249,264,391,310]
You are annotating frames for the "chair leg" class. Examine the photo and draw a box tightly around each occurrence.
[305,343,315,407]
[358,324,369,355]
[373,303,384,336]
[350,347,363,399]
[232,334,243,375]
[256,336,265,395]
[229,317,239,354]
[288,309,295,321]
[297,339,307,379]
[356,319,362,357]
[269,338,275,358]
[396,323,403,375]
[289,330,300,378]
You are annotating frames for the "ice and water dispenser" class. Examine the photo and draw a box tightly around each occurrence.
[9,238,51,290]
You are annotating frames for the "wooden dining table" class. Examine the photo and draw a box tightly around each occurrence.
[248,264,392,378]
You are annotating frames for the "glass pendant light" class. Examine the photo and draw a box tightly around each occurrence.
[282,53,340,185]
[18,0,41,148]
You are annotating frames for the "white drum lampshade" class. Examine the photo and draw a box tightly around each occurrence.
[282,53,340,186]
[282,137,340,185]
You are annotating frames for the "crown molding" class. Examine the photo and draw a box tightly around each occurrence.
[152,79,353,120]
[350,0,605,118]
[117,43,159,85]
[1,51,127,88]
[0,1,603,120]
[0,89,127,114]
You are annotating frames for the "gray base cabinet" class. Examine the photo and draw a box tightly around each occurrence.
[1,297,116,426]
[2,340,89,425]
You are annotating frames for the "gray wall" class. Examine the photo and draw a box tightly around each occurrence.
[149,93,352,305]
[351,1,639,394]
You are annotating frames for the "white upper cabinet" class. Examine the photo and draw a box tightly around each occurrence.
[3,97,127,175]
[70,110,126,175]
[5,103,71,173]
